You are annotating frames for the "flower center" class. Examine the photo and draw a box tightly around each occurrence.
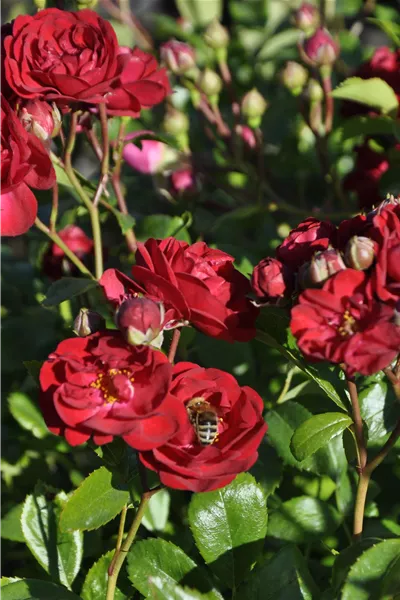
[337,310,357,337]
[90,368,134,405]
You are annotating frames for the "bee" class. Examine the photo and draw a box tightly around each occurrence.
[186,398,219,446]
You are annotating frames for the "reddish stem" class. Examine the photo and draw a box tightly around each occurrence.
[168,329,181,363]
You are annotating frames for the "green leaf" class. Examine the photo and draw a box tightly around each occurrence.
[266,402,347,478]
[42,277,98,307]
[1,503,24,542]
[290,413,353,462]
[237,545,319,600]
[81,551,126,600]
[23,360,43,388]
[250,443,283,497]
[8,392,48,439]
[114,211,136,235]
[175,0,222,27]
[1,579,81,600]
[142,489,171,532]
[136,214,191,243]
[335,470,353,516]
[338,115,398,141]
[188,473,268,589]
[148,578,215,600]
[331,77,399,115]
[21,490,83,588]
[332,538,382,593]
[341,539,400,600]
[367,18,400,46]
[257,29,301,60]
[268,496,342,543]
[127,538,222,600]
[359,376,400,442]
[60,467,130,532]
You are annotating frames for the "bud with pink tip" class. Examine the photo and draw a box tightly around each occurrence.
[73,308,105,337]
[122,131,178,175]
[18,100,61,145]
[301,28,339,67]
[299,249,346,288]
[116,297,165,348]
[160,40,196,75]
[281,61,308,95]
[294,3,320,32]
[171,168,195,193]
[344,236,376,270]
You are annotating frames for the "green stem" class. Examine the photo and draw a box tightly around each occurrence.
[93,103,110,207]
[49,182,59,233]
[64,112,104,279]
[106,489,159,600]
[347,377,367,472]
[322,73,334,134]
[35,217,95,279]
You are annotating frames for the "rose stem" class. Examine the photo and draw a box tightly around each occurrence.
[93,103,110,207]
[168,329,182,363]
[321,71,334,134]
[347,377,367,472]
[111,119,137,254]
[100,0,153,51]
[49,181,59,233]
[35,217,96,279]
[107,504,128,575]
[64,111,104,279]
[255,128,264,205]
[106,488,160,600]
[86,127,103,162]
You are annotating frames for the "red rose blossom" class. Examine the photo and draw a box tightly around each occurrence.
[42,225,94,280]
[291,269,400,376]
[276,217,336,269]
[39,331,186,450]
[251,257,294,303]
[370,205,400,304]
[100,238,259,343]
[139,362,267,492]
[1,94,55,236]
[3,10,170,117]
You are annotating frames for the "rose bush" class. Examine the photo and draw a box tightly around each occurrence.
[139,362,267,492]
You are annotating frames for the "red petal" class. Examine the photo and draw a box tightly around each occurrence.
[0,183,37,236]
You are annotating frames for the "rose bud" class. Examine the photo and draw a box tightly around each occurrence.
[18,100,61,145]
[204,19,230,50]
[171,168,196,193]
[116,297,165,348]
[160,40,196,75]
[302,28,339,67]
[281,61,308,95]
[198,68,223,98]
[73,308,105,337]
[163,108,189,136]
[294,2,320,31]
[251,257,294,303]
[344,236,376,270]
[241,88,268,128]
[299,248,346,288]
[123,132,178,175]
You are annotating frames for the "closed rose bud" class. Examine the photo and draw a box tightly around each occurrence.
[73,308,105,337]
[241,88,268,128]
[345,236,376,270]
[302,28,339,67]
[281,61,308,94]
[305,78,324,102]
[116,297,165,348]
[198,68,222,97]
[122,131,178,175]
[299,249,346,288]
[160,40,196,75]
[251,257,294,303]
[171,168,195,193]
[163,108,190,136]
[204,19,230,50]
[18,100,61,144]
[294,2,320,31]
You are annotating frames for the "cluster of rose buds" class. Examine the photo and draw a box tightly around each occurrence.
[251,198,400,377]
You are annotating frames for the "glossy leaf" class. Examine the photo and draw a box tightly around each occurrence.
[331,77,399,115]
[359,376,400,442]
[60,467,130,532]
[136,214,191,243]
[127,538,222,600]
[257,29,301,60]
[237,545,319,599]
[148,578,214,600]
[21,490,83,588]
[81,551,126,600]
[290,412,352,462]
[1,503,24,542]
[1,579,81,600]
[339,115,397,141]
[8,392,48,439]
[142,489,171,532]
[341,539,400,599]
[188,473,268,589]
[332,538,382,593]
[42,277,98,307]
[250,442,283,497]
[267,496,342,543]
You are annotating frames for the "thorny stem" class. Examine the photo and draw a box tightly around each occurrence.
[35,217,96,279]
[64,111,104,279]
[93,104,110,207]
[49,182,59,233]
[168,329,182,363]
[106,488,160,600]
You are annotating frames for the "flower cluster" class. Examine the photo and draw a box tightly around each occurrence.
[251,200,400,377]
[39,237,265,492]
[1,8,170,236]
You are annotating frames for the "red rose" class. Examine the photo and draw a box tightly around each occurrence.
[370,205,400,304]
[251,257,294,303]
[343,143,390,209]
[42,225,94,280]
[39,331,186,450]
[139,362,267,492]
[302,28,339,67]
[100,238,259,342]
[276,217,336,269]
[291,269,400,376]
[160,40,196,75]
[1,95,55,236]
[3,10,170,116]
